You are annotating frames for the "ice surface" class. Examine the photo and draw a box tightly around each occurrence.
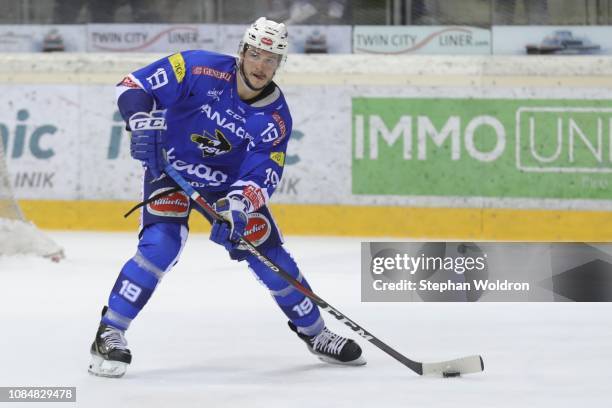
[0,232,610,408]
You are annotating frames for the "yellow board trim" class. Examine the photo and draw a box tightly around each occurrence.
[17,200,612,241]
[168,53,186,83]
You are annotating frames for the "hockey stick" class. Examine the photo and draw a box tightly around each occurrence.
[164,164,484,376]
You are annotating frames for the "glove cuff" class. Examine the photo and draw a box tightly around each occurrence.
[215,196,248,216]
[129,110,167,131]
[225,193,251,213]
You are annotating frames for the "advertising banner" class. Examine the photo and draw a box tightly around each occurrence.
[288,25,352,54]
[361,242,612,302]
[0,85,140,200]
[3,69,612,212]
[215,24,244,56]
[0,25,87,52]
[0,84,343,203]
[352,97,612,200]
[493,26,612,55]
[87,24,217,53]
[353,26,491,55]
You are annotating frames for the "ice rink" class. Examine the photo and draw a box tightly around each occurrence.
[1,231,610,408]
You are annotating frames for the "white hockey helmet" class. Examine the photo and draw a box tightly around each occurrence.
[241,17,289,60]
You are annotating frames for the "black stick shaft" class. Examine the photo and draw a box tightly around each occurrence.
[164,164,424,375]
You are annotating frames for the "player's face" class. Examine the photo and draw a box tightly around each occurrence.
[241,47,281,89]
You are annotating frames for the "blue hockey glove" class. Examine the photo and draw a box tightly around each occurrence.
[129,111,167,179]
[210,197,248,251]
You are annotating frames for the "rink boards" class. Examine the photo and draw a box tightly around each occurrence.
[17,200,612,240]
[3,54,612,239]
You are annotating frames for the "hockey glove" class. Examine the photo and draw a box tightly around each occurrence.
[129,111,167,179]
[210,197,248,251]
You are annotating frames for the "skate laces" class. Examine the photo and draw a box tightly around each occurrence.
[311,327,348,356]
[100,327,128,350]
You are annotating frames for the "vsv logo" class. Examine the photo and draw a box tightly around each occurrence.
[190,129,232,157]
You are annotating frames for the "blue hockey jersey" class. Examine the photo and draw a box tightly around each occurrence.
[120,50,292,212]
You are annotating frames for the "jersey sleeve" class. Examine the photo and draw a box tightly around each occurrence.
[129,51,193,108]
[227,111,292,212]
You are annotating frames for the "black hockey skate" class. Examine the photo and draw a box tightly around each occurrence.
[88,308,132,378]
[289,322,366,366]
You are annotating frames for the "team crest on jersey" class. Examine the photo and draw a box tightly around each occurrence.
[190,129,232,157]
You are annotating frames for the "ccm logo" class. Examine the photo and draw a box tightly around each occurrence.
[261,37,273,46]
[131,117,166,130]
[326,306,374,340]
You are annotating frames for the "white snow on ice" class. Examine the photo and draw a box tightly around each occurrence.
[0,231,610,408]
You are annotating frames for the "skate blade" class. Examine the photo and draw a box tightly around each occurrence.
[317,354,367,366]
[306,344,367,366]
[88,354,128,378]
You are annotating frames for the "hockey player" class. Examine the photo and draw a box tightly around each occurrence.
[88,17,365,378]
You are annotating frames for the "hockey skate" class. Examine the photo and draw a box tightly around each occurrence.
[289,322,366,366]
[88,318,132,378]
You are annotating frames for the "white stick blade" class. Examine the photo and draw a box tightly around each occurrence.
[421,355,484,376]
